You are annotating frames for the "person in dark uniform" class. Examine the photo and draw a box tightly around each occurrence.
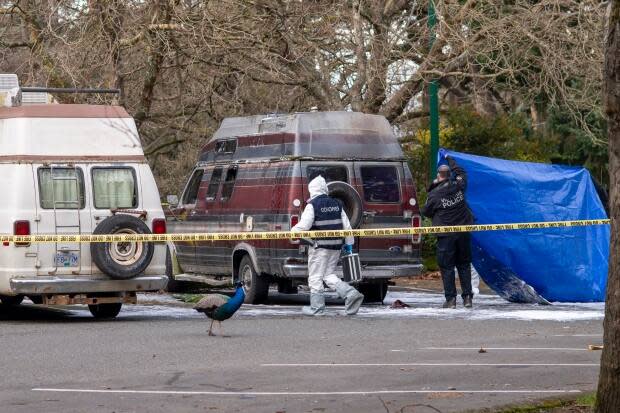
[422,153,475,309]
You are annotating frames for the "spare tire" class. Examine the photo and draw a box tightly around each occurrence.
[91,214,154,280]
[327,181,363,229]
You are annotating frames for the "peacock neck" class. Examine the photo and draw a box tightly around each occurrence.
[228,286,245,308]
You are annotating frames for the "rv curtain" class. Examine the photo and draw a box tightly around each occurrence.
[39,169,82,209]
[92,168,136,209]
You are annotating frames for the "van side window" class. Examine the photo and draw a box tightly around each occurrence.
[220,166,238,201]
[206,167,223,201]
[92,167,138,209]
[215,139,237,154]
[182,169,204,205]
[307,165,348,183]
[360,166,400,203]
[38,168,85,209]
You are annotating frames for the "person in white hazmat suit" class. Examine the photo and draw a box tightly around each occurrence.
[292,175,365,316]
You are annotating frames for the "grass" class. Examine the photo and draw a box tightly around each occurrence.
[487,393,596,413]
[423,255,439,271]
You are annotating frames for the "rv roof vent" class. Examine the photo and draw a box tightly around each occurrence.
[21,91,55,105]
[0,74,19,91]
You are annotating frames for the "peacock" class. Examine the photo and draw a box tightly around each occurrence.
[194,282,245,336]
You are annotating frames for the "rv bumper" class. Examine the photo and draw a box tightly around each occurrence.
[282,263,423,279]
[9,276,168,295]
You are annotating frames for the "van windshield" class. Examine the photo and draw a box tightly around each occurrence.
[92,168,137,209]
[361,165,400,203]
[307,165,348,183]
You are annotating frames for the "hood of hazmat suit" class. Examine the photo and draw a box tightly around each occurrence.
[308,175,329,200]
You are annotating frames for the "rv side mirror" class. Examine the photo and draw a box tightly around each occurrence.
[166,194,179,207]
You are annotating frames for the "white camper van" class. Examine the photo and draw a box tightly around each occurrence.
[0,74,167,318]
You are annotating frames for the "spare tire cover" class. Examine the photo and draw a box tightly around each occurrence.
[327,181,363,229]
[90,214,155,280]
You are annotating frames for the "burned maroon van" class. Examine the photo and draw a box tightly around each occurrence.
[165,111,423,303]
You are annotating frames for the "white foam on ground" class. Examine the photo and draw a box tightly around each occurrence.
[66,291,603,322]
[240,291,605,322]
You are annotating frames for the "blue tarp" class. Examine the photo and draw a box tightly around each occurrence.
[441,150,609,303]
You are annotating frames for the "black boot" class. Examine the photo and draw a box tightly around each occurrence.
[463,295,473,308]
[442,297,456,309]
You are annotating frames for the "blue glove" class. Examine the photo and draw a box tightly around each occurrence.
[343,244,353,255]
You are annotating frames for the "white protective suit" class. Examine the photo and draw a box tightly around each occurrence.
[292,176,363,315]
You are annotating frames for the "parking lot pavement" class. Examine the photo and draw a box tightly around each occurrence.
[0,290,604,413]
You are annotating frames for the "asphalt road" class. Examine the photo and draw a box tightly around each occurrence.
[0,290,604,413]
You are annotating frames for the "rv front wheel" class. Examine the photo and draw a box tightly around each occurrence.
[91,215,155,280]
[88,303,122,319]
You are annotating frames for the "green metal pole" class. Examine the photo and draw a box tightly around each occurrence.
[428,0,440,182]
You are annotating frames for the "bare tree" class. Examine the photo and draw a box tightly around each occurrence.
[596,1,620,411]
[0,0,609,193]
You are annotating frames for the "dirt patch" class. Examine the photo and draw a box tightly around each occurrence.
[393,273,494,295]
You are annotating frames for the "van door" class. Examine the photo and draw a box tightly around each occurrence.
[34,164,93,276]
[89,165,144,276]
[353,162,408,263]
[193,166,224,275]
[170,167,205,274]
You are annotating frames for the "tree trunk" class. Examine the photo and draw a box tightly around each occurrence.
[596,2,620,412]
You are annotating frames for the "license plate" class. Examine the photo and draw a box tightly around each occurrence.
[55,252,79,267]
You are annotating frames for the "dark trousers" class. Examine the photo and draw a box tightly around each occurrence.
[437,233,473,300]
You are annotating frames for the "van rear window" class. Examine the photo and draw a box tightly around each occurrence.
[361,166,400,203]
[307,166,348,183]
[92,168,137,209]
[38,168,85,209]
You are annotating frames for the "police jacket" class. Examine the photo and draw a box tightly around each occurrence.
[291,176,354,249]
[421,157,474,232]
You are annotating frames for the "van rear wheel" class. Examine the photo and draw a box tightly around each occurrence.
[88,303,122,319]
[358,282,389,303]
[239,255,269,304]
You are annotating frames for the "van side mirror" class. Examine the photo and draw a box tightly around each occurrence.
[166,194,179,207]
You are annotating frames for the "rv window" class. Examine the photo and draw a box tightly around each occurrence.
[182,169,204,205]
[306,166,348,183]
[38,168,85,209]
[220,167,238,201]
[206,168,223,201]
[360,166,400,203]
[92,168,137,209]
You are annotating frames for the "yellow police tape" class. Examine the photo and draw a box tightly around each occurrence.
[0,219,610,244]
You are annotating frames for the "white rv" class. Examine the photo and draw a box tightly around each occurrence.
[0,74,167,318]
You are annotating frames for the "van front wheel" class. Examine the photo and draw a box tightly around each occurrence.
[88,303,122,319]
[239,255,269,304]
